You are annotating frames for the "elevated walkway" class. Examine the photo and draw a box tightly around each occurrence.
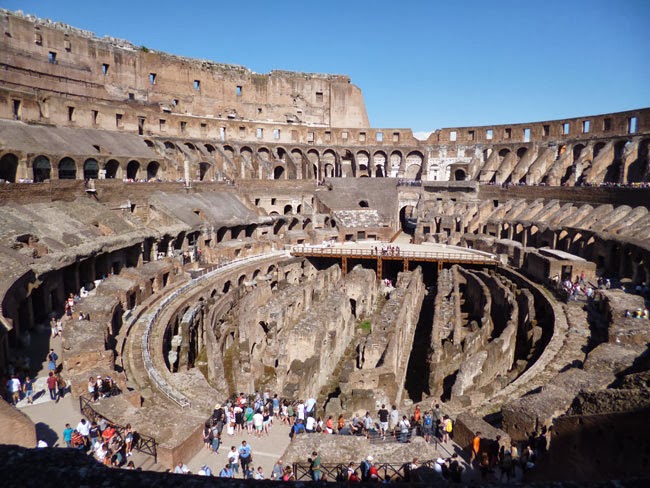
[291,242,498,275]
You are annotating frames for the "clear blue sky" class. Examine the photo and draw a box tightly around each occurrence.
[6,0,650,133]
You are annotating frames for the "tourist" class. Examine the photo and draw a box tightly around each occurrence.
[198,464,212,476]
[22,376,33,404]
[377,404,389,439]
[422,410,433,443]
[238,440,252,477]
[389,405,399,436]
[88,421,101,450]
[124,423,134,457]
[442,415,453,443]
[310,450,322,481]
[254,466,264,480]
[50,317,58,338]
[219,463,233,478]
[282,465,296,481]
[271,459,284,480]
[398,415,411,443]
[174,461,190,474]
[46,371,57,400]
[227,445,240,475]
[47,349,58,372]
[471,431,482,464]
[62,423,74,447]
[7,375,21,405]
[253,409,264,436]
[360,455,373,481]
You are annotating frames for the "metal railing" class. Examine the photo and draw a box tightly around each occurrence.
[79,395,157,463]
[291,245,498,263]
[292,460,432,482]
[141,251,288,409]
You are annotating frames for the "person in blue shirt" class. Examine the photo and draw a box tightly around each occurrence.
[238,440,252,476]
[219,463,233,478]
[62,423,74,447]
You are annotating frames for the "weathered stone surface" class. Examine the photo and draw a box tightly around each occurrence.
[0,399,37,447]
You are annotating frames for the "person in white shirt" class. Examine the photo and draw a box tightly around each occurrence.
[253,411,264,437]
[305,416,316,433]
[227,446,240,476]
[297,400,305,421]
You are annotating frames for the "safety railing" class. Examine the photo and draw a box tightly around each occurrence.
[79,395,157,463]
[292,460,427,482]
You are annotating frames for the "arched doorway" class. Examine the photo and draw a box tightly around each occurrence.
[83,158,99,180]
[0,153,18,182]
[454,169,466,181]
[126,160,140,180]
[32,155,51,182]
[405,152,423,180]
[199,162,210,181]
[58,157,76,179]
[273,166,285,179]
[399,205,417,235]
[147,161,160,180]
[104,159,119,179]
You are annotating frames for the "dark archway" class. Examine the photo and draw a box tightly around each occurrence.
[199,162,210,181]
[83,158,99,180]
[104,159,119,179]
[454,169,466,181]
[0,153,18,182]
[399,205,417,235]
[147,161,160,180]
[127,160,140,180]
[273,166,285,179]
[32,155,51,182]
[58,157,76,179]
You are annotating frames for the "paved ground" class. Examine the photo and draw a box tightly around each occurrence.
[183,422,291,477]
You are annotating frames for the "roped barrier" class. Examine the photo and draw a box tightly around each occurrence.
[141,251,288,409]
[79,395,157,463]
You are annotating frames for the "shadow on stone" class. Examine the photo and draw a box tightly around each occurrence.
[35,421,59,447]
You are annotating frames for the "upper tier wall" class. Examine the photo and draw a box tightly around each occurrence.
[0,9,369,128]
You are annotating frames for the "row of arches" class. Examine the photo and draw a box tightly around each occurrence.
[0,153,162,183]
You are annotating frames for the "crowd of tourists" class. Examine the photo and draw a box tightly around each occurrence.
[61,415,137,470]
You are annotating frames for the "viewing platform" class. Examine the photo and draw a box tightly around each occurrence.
[290,242,499,275]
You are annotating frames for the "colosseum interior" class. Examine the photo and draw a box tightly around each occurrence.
[0,8,649,484]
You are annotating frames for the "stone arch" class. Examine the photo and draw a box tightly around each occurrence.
[164,141,176,150]
[144,139,155,148]
[302,218,312,230]
[322,149,337,178]
[516,147,527,158]
[283,204,293,215]
[273,165,285,180]
[258,147,271,161]
[405,151,424,180]
[356,150,370,177]
[32,155,51,182]
[373,151,387,177]
[204,143,216,154]
[199,162,211,181]
[238,274,246,286]
[593,142,606,159]
[104,159,119,179]
[399,204,417,234]
[573,144,586,161]
[147,161,160,180]
[390,151,403,176]
[58,157,77,179]
[307,149,320,179]
[185,142,196,151]
[126,160,140,180]
[223,145,235,160]
[288,218,299,230]
[222,280,231,294]
[0,153,18,183]
[83,158,99,180]
[454,168,466,181]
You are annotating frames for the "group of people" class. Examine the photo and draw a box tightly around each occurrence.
[87,374,119,402]
[372,245,401,256]
[63,416,136,469]
[470,430,548,482]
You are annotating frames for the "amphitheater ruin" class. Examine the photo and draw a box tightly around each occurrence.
[0,8,649,483]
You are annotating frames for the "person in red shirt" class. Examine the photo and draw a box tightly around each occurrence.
[102,424,116,443]
[368,462,380,482]
[46,371,58,400]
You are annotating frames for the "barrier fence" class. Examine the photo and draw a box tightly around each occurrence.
[291,246,498,264]
[79,395,157,463]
